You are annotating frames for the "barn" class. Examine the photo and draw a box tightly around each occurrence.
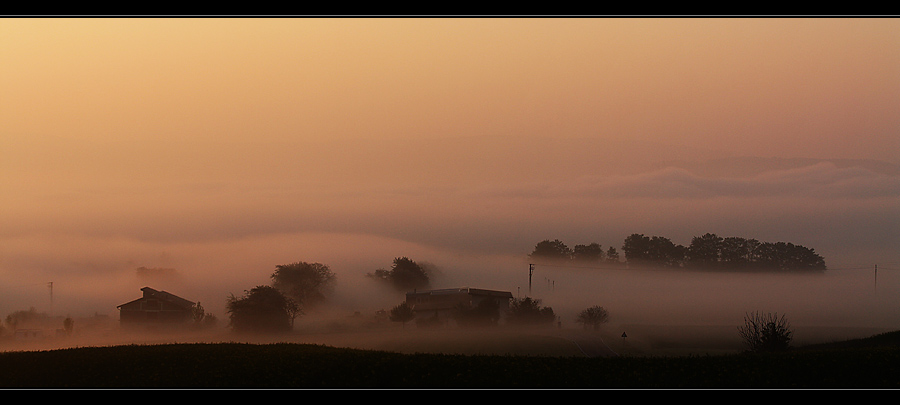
[117,287,196,326]
[405,287,513,325]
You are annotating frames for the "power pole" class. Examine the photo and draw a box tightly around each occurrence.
[528,264,534,295]
[47,282,53,315]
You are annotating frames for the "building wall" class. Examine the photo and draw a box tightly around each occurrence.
[406,288,512,324]
[119,298,192,324]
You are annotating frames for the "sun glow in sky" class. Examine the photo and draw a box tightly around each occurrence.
[1,18,898,326]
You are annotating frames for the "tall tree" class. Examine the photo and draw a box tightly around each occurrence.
[368,257,431,292]
[271,262,336,310]
[573,243,604,263]
[605,246,621,265]
[529,239,573,262]
[720,237,759,269]
[622,234,652,266]
[687,233,724,268]
[755,242,826,272]
[647,236,686,268]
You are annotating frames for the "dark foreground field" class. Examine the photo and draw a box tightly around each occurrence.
[2,330,900,389]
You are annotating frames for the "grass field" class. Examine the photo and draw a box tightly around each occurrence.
[2,322,899,388]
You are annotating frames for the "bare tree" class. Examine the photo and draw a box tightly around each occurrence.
[738,311,793,352]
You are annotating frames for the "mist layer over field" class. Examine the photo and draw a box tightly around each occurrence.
[2,230,895,328]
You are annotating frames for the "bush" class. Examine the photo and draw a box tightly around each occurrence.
[226,286,299,333]
[506,297,556,326]
[576,306,609,330]
[738,311,793,352]
[389,302,415,327]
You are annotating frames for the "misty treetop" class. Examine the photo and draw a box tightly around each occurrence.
[622,232,827,272]
[270,261,336,310]
[529,239,622,266]
[529,233,826,272]
[621,234,685,268]
[226,285,300,333]
[367,257,431,292]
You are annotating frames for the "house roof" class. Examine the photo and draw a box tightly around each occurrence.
[117,287,196,309]
[406,287,513,299]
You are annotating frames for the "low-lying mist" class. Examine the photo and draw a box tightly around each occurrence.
[2,231,895,342]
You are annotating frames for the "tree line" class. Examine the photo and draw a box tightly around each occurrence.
[225,257,436,333]
[530,233,826,272]
[226,256,613,333]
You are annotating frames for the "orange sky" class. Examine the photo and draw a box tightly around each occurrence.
[2,18,898,160]
[1,18,898,320]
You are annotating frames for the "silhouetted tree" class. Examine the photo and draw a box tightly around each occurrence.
[681,234,826,272]
[622,233,652,266]
[647,236,686,268]
[389,301,415,328]
[529,239,573,262]
[271,261,336,310]
[687,233,724,268]
[605,246,621,265]
[506,297,556,326]
[535,233,826,273]
[720,237,760,269]
[191,302,218,329]
[622,234,685,268]
[367,257,430,292]
[576,306,610,330]
[573,243,604,263]
[754,242,826,272]
[738,311,793,352]
[226,286,299,333]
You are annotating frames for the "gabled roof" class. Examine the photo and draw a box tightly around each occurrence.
[117,287,196,309]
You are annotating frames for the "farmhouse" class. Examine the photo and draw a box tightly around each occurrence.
[117,287,196,326]
[405,287,513,324]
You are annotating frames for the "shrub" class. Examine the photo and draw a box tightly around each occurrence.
[226,286,299,333]
[738,311,793,352]
[576,306,610,330]
[506,297,556,326]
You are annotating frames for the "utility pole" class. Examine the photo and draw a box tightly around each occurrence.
[528,264,534,295]
[874,264,878,296]
[47,281,53,315]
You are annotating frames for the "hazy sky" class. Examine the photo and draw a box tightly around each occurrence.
[1,18,898,323]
